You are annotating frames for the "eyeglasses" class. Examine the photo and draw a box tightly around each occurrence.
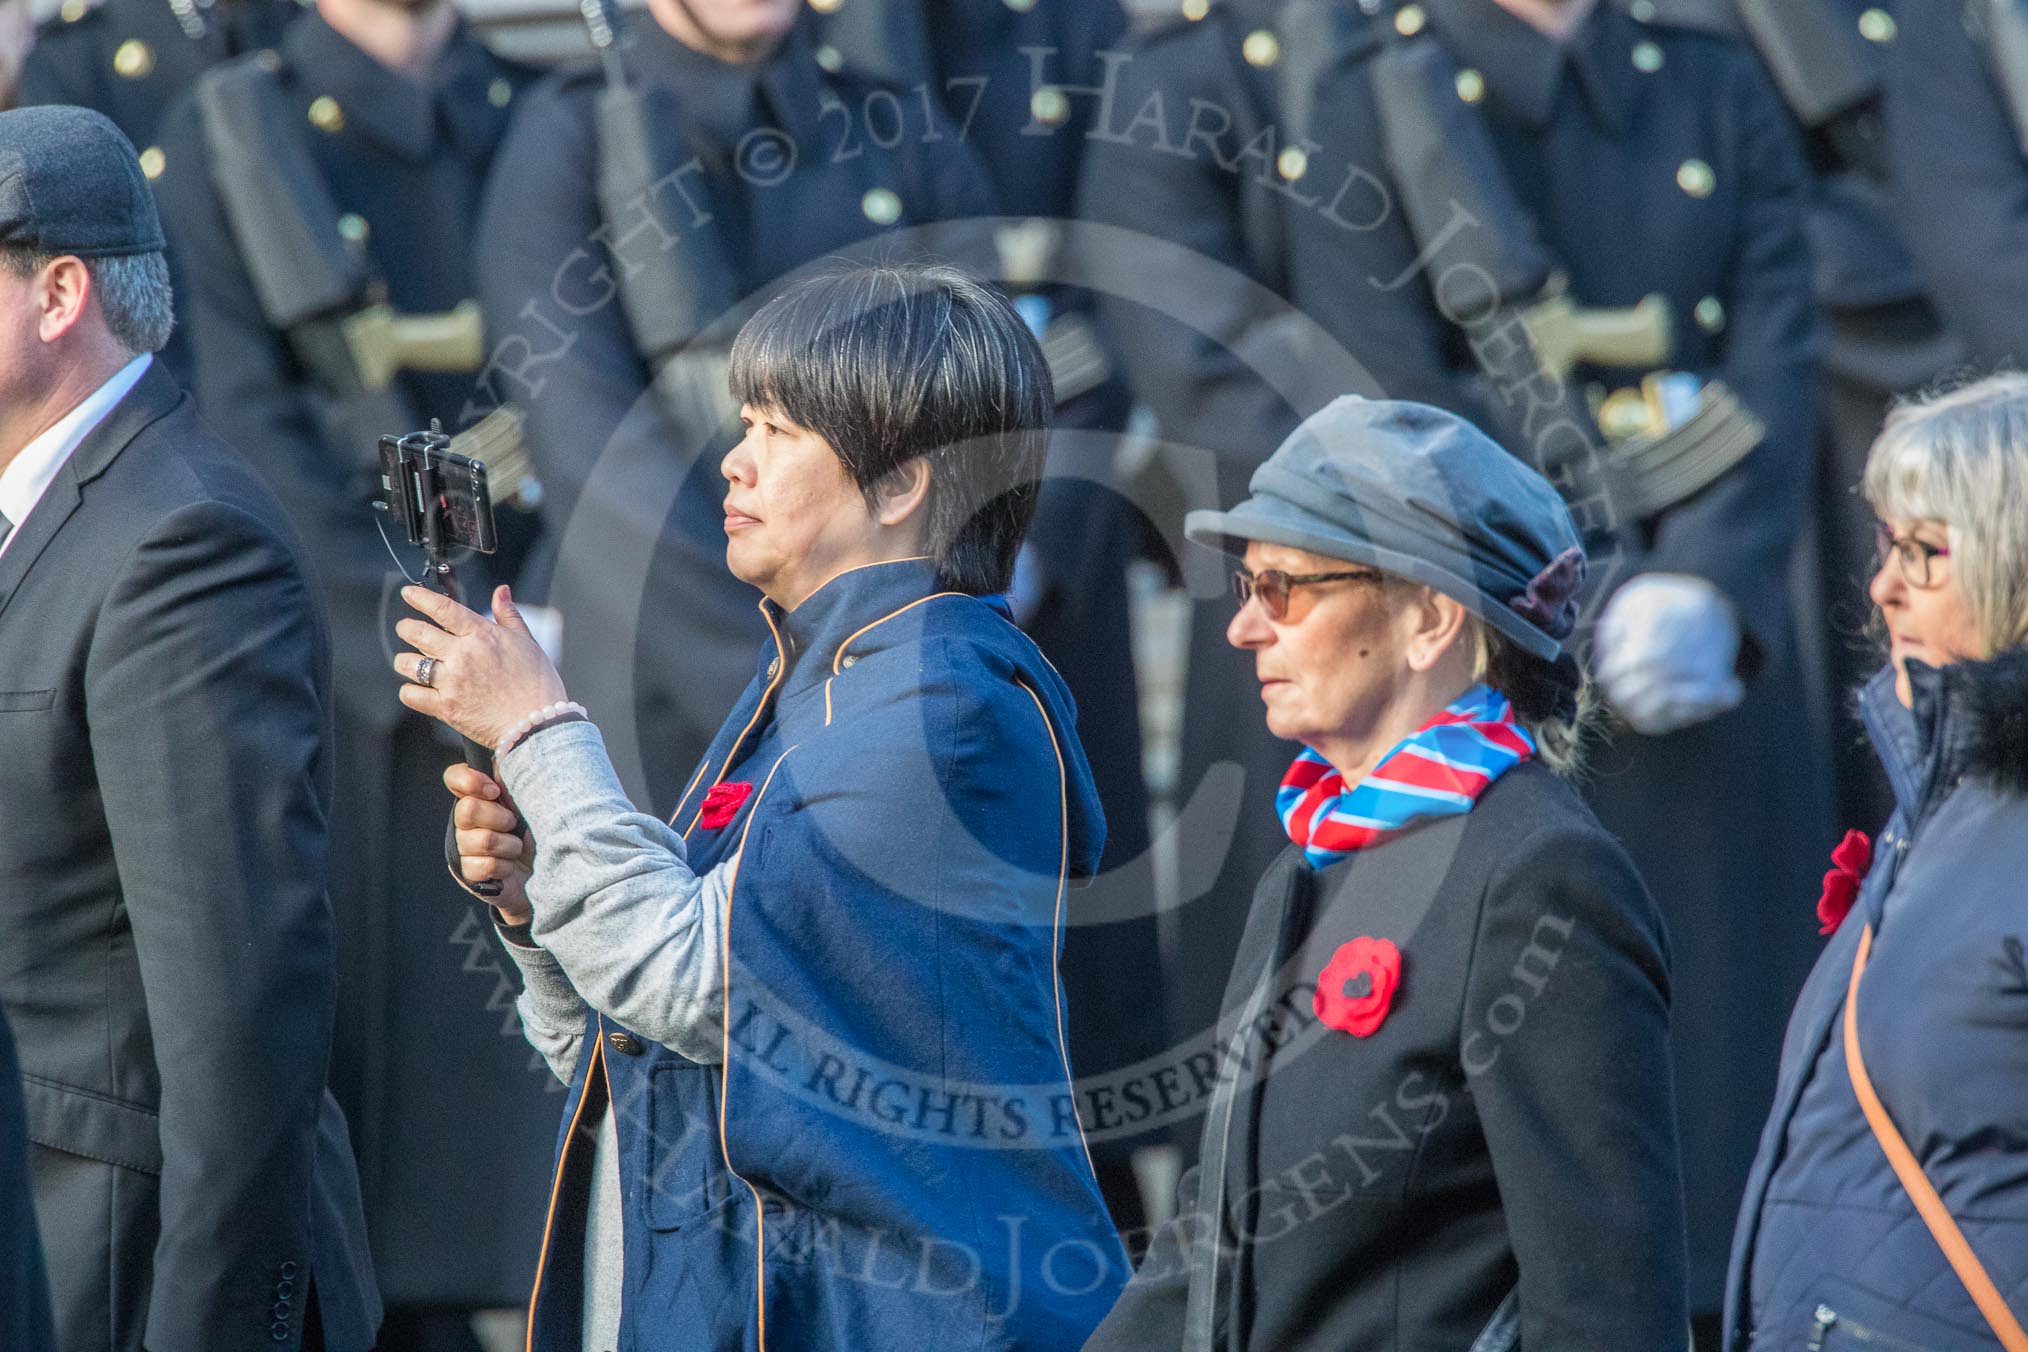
[1873,523,1951,590]
[1232,565,1384,620]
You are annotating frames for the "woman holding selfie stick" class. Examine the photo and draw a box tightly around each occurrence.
[393,264,1126,1351]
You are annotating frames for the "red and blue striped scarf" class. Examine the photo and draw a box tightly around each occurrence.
[1277,684,1535,869]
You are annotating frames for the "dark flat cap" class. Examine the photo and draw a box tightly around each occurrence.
[0,105,165,258]
[1185,396,1587,661]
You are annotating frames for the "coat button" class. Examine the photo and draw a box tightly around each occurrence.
[1454,68,1486,104]
[271,1322,290,1341]
[113,39,154,80]
[608,1030,644,1056]
[138,146,165,181]
[860,188,902,226]
[279,1260,299,1279]
[1631,40,1663,73]
[1394,4,1426,36]
[1241,29,1280,67]
[1858,7,1896,43]
[1676,158,1715,198]
[277,1279,294,1299]
[815,43,843,72]
[487,77,514,108]
[273,1300,292,1320]
[1694,295,1726,333]
[840,654,857,669]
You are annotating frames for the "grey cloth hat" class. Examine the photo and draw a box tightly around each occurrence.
[0,106,166,258]
[1185,396,1587,661]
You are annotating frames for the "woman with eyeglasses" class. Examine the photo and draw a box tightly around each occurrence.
[1085,396,1690,1352]
[1724,375,2028,1352]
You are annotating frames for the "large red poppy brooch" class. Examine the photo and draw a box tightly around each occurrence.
[1315,937,1403,1038]
[698,781,753,831]
[1816,830,1873,935]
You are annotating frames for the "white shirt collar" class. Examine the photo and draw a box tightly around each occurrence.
[0,353,152,558]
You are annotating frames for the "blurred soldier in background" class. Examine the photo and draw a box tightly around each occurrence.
[18,0,302,379]
[19,0,298,153]
[150,0,553,1345]
[812,0,1170,1235]
[1888,0,2028,371]
[1726,0,1963,835]
[1079,0,1833,1323]
[468,0,991,817]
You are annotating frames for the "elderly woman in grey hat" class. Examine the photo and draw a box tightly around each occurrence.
[1086,397,1689,1352]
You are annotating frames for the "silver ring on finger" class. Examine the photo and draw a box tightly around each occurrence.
[414,655,438,689]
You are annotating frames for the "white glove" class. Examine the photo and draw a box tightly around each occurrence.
[1595,574,1745,736]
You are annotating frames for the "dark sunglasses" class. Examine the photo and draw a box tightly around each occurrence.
[1232,565,1384,620]
[1873,522,1951,590]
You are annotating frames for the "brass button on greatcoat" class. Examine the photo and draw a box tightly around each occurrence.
[607,1030,644,1056]
[113,39,154,80]
[308,95,344,134]
[1676,158,1715,198]
[860,188,901,225]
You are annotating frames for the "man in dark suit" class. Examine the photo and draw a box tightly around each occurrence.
[0,105,378,1352]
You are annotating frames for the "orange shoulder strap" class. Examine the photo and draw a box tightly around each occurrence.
[1844,924,2028,1351]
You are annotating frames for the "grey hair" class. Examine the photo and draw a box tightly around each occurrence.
[1864,372,2028,653]
[1472,620,1596,778]
[0,247,175,356]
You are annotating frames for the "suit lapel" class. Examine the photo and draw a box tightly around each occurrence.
[0,363,185,625]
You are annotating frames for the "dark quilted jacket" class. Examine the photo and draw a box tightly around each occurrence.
[1726,647,2028,1350]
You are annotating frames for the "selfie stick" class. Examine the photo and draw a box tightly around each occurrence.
[410,422,508,899]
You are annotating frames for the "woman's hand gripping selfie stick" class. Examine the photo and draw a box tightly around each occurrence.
[375,423,511,898]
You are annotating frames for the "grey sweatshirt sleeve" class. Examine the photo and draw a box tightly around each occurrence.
[497,718,731,1067]
[495,930,591,1084]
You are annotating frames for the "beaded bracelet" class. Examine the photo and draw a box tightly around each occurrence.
[495,700,590,760]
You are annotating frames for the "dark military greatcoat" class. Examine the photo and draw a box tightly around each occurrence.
[1079,0,1834,1306]
[152,14,555,1310]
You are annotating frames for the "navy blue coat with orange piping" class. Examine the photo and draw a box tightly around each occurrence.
[524,557,1128,1352]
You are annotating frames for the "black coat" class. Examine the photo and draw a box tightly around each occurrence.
[152,18,558,1306]
[0,362,379,1352]
[1086,758,1688,1350]
[1726,649,2028,1350]
[1077,0,1833,1297]
[0,1008,52,1352]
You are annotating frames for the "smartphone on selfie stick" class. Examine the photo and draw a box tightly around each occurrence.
[375,423,507,898]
